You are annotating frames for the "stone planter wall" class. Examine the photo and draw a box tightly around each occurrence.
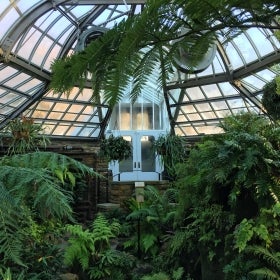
[109,180,170,207]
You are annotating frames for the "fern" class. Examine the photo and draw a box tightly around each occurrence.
[247,246,280,280]
[91,214,120,250]
[248,268,280,280]
[0,181,27,267]
[50,1,279,107]
[0,207,25,267]
[64,224,95,270]
[0,151,97,269]
[0,151,98,185]
[0,165,73,220]
[64,214,121,272]
[141,272,170,280]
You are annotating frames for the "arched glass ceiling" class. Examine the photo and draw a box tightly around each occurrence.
[0,1,280,139]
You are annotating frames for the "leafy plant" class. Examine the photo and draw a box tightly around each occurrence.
[50,1,279,106]
[262,77,280,121]
[125,185,178,258]
[141,267,186,280]
[1,116,50,155]
[0,151,97,277]
[172,112,280,279]
[152,134,188,180]
[246,246,280,280]
[64,213,135,280]
[99,135,132,162]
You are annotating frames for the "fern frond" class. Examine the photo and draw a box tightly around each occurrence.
[0,151,98,178]
[169,230,191,256]
[247,246,280,272]
[64,224,95,270]
[92,213,120,247]
[0,183,26,266]
[0,165,73,220]
[142,233,158,253]
[248,267,280,280]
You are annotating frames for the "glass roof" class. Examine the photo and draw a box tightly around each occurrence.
[0,1,280,139]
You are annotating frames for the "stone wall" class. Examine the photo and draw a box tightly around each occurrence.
[109,180,170,207]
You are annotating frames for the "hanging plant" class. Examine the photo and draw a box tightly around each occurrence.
[1,116,50,155]
[152,133,189,180]
[99,135,132,162]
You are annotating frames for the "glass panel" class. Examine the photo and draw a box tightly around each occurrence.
[119,136,133,172]
[225,42,244,69]
[16,28,42,59]
[141,135,155,172]
[18,1,42,13]
[0,8,19,40]
[120,104,130,130]
[132,103,142,130]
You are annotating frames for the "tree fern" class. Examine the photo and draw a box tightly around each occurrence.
[0,151,98,185]
[0,165,73,220]
[50,0,279,106]
[0,151,98,269]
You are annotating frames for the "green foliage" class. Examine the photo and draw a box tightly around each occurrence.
[234,219,271,253]
[99,135,132,162]
[262,77,280,121]
[152,134,189,181]
[125,185,178,257]
[50,0,280,106]
[247,246,280,280]
[0,151,97,277]
[140,267,184,280]
[0,268,25,280]
[172,112,280,279]
[141,272,170,280]
[1,116,50,155]
[64,213,134,280]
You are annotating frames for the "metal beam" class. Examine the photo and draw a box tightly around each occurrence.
[1,0,145,57]
[0,85,48,130]
[6,56,51,81]
[166,73,230,90]
[66,0,146,4]
[169,93,247,107]
[231,80,263,110]
[166,51,280,91]
[233,51,280,79]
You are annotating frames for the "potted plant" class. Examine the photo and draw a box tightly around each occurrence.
[1,115,50,155]
[99,135,132,162]
[152,133,189,180]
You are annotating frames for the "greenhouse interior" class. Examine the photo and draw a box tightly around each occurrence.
[1,1,280,279]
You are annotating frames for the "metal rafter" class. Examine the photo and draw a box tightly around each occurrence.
[166,50,280,91]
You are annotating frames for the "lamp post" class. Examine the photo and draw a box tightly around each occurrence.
[135,182,145,259]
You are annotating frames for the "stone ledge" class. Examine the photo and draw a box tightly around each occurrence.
[97,203,120,211]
